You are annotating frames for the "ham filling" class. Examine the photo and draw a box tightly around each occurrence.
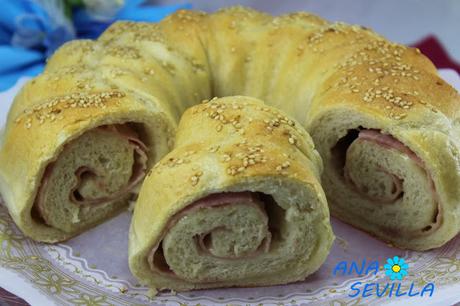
[340,128,441,234]
[358,129,424,166]
[148,192,272,277]
[34,124,148,225]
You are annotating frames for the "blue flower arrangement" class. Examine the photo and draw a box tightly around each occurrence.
[0,0,190,90]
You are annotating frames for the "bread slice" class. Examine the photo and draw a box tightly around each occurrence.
[129,96,334,291]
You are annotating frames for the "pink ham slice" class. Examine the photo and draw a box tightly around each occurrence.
[69,125,148,205]
[34,124,148,225]
[343,129,441,234]
[344,129,406,203]
[358,129,424,167]
[148,192,272,276]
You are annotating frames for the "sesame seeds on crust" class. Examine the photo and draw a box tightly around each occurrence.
[183,98,307,176]
[106,45,142,59]
[225,143,267,176]
[149,98,306,182]
[323,35,446,120]
[15,91,125,128]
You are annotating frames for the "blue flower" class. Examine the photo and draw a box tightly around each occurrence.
[9,0,76,57]
[0,0,190,91]
[384,256,408,280]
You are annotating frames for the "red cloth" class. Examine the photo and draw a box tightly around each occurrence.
[412,35,460,74]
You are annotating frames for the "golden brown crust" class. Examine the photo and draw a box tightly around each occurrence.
[1,6,459,249]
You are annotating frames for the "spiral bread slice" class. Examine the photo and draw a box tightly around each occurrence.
[0,40,180,242]
[298,23,460,250]
[129,96,333,291]
[34,125,148,233]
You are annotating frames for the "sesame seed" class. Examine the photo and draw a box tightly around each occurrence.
[223,154,231,162]
[227,167,237,176]
[208,145,220,153]
[190,176,199,185]
[288,136,297,145]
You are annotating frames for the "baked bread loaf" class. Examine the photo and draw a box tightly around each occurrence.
[129,96,334,290]
[0,43,178,242]
[1,6,459,250]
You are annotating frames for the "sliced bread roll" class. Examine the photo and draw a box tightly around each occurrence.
[307,66,460,250]
[129,96,334,291]
[34,125,147,233]
[0,41,177,242]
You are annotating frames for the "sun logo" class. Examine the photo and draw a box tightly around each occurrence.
[384,256,408,280]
